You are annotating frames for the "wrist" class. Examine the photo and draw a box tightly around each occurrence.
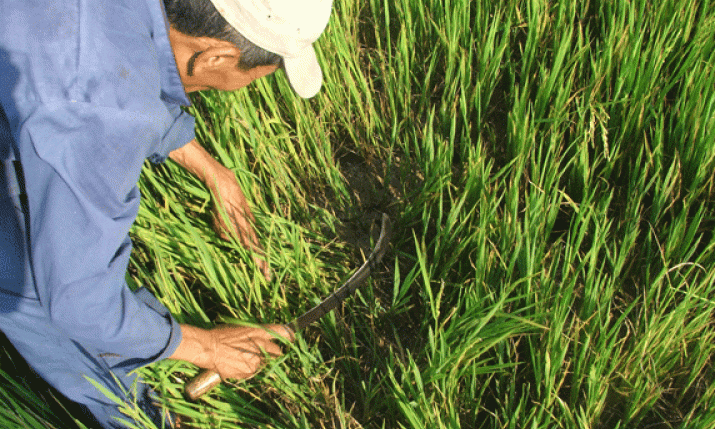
[169,139,224,186]
[168,324,215,370]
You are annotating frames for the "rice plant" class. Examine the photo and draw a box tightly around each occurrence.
[2,0,715,427]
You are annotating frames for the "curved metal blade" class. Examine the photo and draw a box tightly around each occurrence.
[288,213,391,332]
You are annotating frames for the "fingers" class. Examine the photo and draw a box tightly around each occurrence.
[212,206,255,245]
[209,324,293,380]
[211,201,271,281]
[233,324,292,356]
[254,255,272,281]
[249,336,283,358]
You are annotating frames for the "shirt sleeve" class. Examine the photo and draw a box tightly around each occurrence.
[148,104,196,164]
[17,99,188,363]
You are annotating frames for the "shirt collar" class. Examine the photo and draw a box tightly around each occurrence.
[144,0,192,107]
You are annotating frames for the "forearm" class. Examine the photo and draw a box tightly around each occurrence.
[170,139,255,222]
[169,139,224,186]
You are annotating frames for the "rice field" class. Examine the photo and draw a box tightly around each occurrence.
[2,0,715,427]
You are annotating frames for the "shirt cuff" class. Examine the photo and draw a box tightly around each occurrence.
[134,286,183,362]
[149,106,195,164]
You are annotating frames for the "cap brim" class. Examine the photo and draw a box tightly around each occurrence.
[283,47,323,98]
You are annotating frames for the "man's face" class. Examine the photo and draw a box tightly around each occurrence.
[184,63,279,93]
[168,27,280,94]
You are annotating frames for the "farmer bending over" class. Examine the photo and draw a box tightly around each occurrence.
[0,0,332,426]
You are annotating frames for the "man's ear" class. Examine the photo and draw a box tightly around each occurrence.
[192,45,242,75]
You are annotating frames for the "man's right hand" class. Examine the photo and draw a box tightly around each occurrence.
[168,323,293,380]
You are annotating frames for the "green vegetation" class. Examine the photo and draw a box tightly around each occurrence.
[2,0,715,427]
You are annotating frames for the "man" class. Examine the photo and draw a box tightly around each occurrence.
[0,0,332,427]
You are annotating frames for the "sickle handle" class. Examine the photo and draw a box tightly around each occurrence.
[185,370,221,401]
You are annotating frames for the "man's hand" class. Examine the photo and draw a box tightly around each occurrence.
[205,166,271,280]
[169,324,293,380]
[169,139,270,279]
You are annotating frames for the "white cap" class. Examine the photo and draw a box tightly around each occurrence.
[208,0,333,98]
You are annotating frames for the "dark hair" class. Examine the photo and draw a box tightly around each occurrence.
[163,0,282,70]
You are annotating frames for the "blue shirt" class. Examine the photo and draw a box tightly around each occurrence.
[0,0,194,361]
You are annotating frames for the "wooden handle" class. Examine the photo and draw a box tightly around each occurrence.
[185,370,221,401]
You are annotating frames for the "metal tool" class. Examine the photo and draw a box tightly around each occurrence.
[185,214,391,401]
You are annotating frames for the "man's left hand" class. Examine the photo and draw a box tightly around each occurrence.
[206,165,271,280]
[169,140,270,280]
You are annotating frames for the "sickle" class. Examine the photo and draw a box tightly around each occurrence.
[185,214,391,400]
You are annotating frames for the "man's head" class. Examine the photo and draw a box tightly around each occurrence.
[164,0,332,97]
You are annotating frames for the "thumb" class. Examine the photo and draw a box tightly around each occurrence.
[264,324,295,343]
